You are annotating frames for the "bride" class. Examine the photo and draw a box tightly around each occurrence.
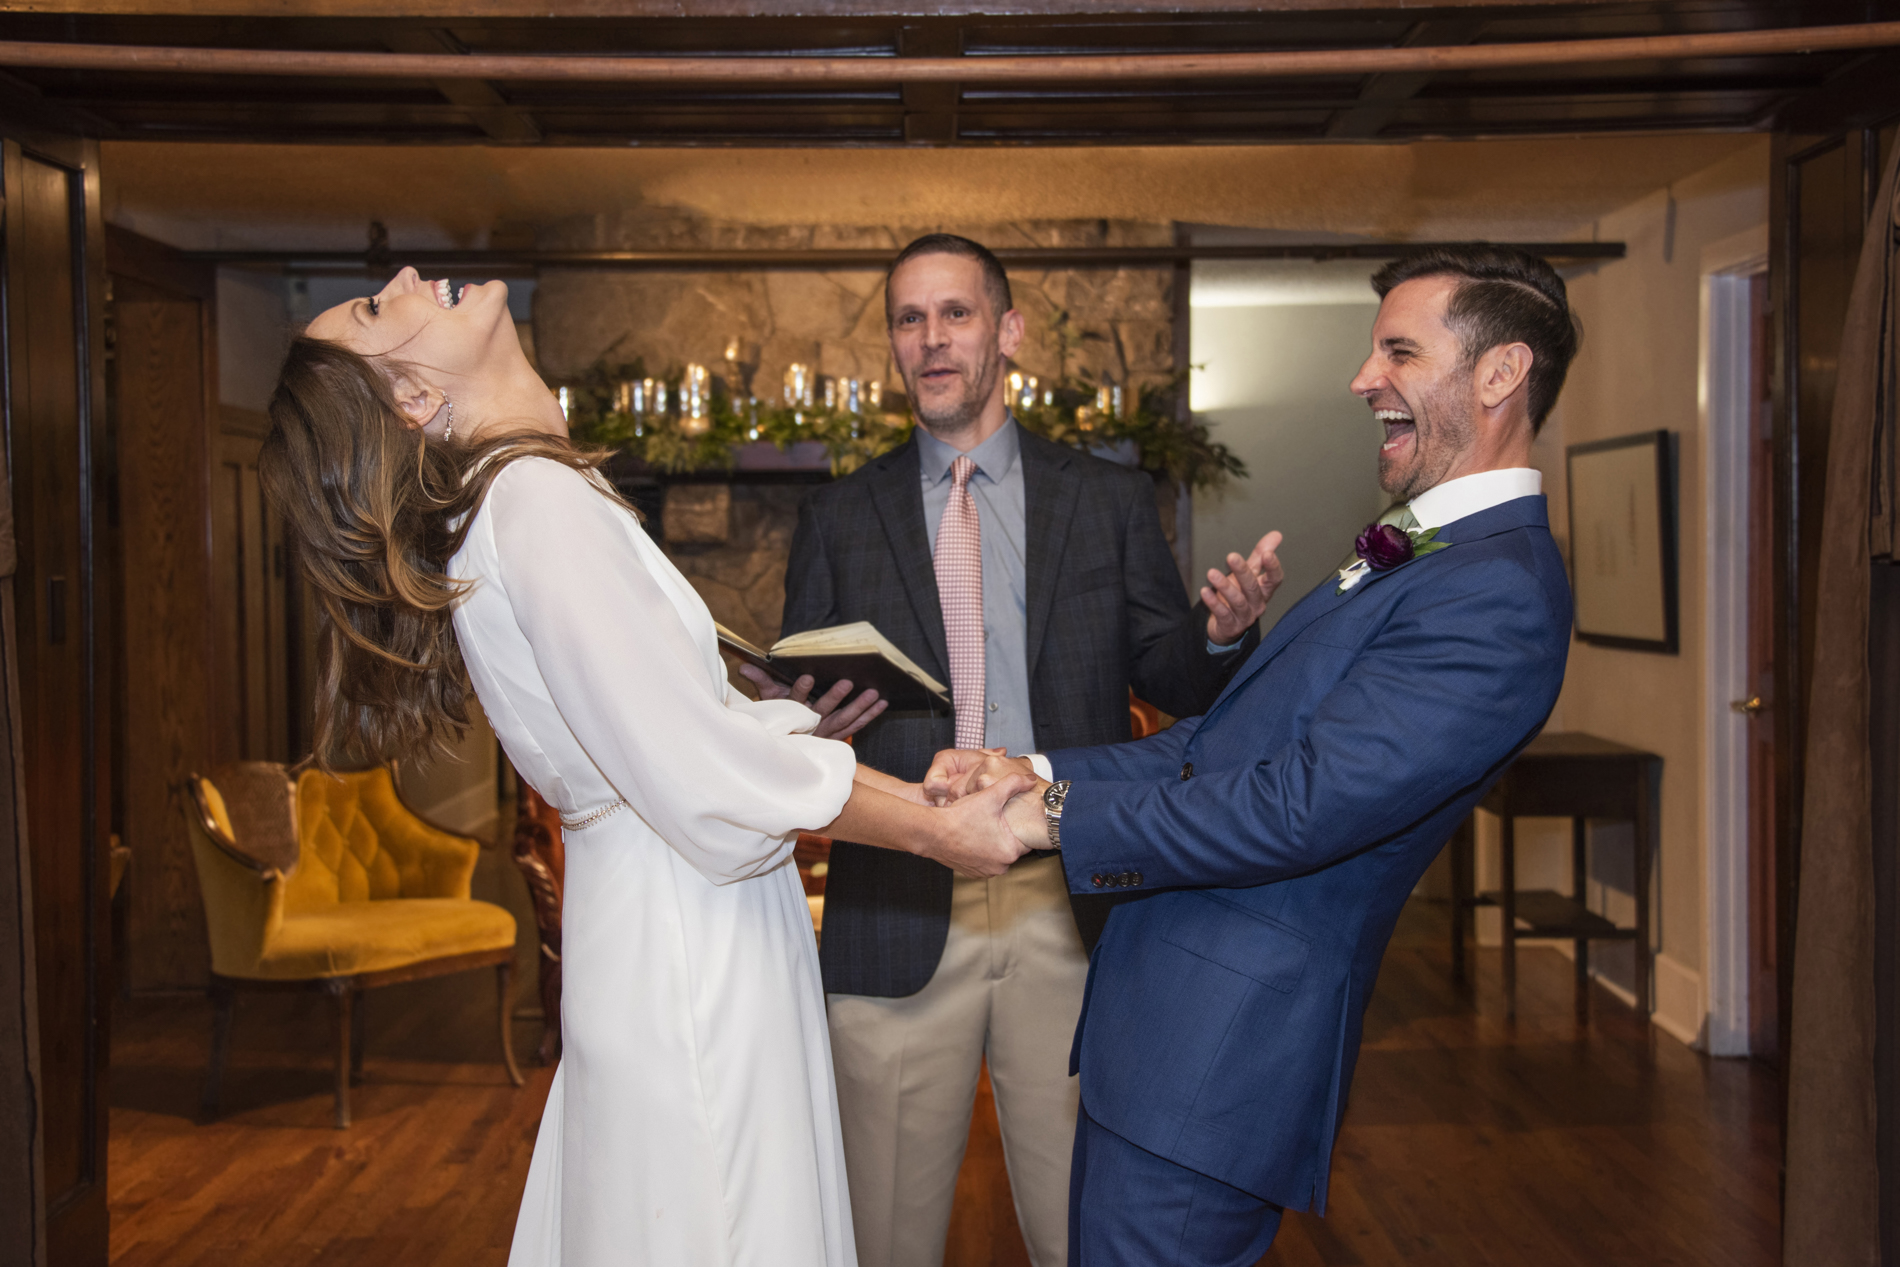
[260,268,1035,1266]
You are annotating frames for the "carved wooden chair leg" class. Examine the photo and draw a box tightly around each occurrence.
[498,962,524,1088]
[202,978,236,1120]
[327,979,356,1128]
[350,989,368,1085]
[537,946,562,1066]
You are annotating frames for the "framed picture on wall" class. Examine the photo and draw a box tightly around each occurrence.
[1566,429,1679,654]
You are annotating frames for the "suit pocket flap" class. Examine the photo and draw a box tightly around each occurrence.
[1159,896,1312,993]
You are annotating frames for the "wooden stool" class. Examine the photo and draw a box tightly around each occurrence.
[1449,731,1662,1019]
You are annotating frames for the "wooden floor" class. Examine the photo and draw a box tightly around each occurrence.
[108,893,1780,1266]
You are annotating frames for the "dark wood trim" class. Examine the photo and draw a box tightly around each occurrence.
[1768,124,1803,1210]
[2,21,1897,83]
[0,0,1682,14]
[104,224,214,303]
[192,241,1626,273]
[0,581,44,1267]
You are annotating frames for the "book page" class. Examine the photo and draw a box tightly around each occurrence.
[772,622,946,695]
[714,623,773,661]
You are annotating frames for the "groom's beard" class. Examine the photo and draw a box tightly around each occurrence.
[900,352,1001,438]
[1380,375,1475,503]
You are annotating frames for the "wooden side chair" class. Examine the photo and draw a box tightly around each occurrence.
[511,783,565,1066]
[183,761,523,1128]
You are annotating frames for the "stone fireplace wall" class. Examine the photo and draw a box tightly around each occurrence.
[531,212,1182,654]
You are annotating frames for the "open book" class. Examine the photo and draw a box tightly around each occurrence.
[716,621,950,712]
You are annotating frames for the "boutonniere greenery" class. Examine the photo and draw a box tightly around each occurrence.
[1336,522,1450,593]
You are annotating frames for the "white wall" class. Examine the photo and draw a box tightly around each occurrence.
[1494,138,1771,1048]
[1189,273,1387,622]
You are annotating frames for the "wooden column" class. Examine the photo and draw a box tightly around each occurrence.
[106,226,222,990]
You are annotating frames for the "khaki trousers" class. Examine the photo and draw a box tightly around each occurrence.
[827,854,1089,1267]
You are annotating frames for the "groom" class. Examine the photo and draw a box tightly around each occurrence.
[933,243,1579,1264]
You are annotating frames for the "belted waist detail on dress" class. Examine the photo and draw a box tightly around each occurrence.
[560,798,629,832]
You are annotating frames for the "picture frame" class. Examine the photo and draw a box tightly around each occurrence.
[1565,429,1679,654]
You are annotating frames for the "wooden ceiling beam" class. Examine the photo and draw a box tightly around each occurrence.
[188,240,1627,269]
[2,20,1897,85]
[0,0,1651,17]
[384,27,540,142]
[1325,18,1481,140]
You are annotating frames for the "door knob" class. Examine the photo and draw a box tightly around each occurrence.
[1731,696,1764,716]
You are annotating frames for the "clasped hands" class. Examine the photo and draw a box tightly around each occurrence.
[896,748,1052,880]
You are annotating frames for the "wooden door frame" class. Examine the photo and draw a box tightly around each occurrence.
[0,121,111,1267]
[1699,224,1769,1059]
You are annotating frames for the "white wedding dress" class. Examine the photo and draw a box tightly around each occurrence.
[448,456,860,1267]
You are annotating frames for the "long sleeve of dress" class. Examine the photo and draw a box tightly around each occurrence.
[480,458,857,885]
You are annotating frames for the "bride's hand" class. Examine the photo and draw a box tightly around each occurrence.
[919,772,1036,878]
[923,747,1029,804]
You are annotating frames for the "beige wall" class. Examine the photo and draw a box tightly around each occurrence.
[1188,297,1387,613]
[1507,138,1770,1046]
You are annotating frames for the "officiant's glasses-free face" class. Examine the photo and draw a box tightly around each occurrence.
[887,253,1024,438]
[1351,275,1482,504]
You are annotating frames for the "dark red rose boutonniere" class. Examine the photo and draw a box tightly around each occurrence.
[1336,521,1449,593]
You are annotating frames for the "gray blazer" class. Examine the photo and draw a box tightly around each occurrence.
[783,427,1258,997]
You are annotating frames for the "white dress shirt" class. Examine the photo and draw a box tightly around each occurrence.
[1406,467,1543,529]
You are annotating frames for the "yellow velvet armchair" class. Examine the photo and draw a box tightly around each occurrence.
[184,761,522,1127]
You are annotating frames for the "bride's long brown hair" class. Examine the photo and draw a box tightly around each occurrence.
[260,336,617,768]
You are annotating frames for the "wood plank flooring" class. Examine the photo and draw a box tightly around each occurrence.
[108,891,1780,1266]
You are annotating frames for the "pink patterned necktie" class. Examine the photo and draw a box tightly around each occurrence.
[934,455,987,749]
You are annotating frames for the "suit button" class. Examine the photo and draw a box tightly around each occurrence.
[1092,874,1105,888]
[1132,872,1143,886]
[1118,872,1132,887]
[1181,763,1194,781]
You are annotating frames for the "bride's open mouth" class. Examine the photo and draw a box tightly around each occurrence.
[430,277,465,310]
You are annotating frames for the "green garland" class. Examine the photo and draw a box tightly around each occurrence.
[564,358,1246,492]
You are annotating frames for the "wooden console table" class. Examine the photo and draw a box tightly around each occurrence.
[1448,731,1662,1019]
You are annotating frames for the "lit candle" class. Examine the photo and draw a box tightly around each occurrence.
[846,379,862,414]
[681,364,711,435]
[868,380,883,409]
[557,386,572,419]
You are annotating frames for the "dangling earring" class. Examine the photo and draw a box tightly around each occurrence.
[441,394,455,442]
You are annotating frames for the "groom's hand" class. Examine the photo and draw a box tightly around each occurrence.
[923,748,1032,805]
[919,772,1037,878]
[739,665,888,740]
[1205,529,1285,647]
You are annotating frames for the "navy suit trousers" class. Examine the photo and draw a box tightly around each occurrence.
[1070,1105,1284,1266]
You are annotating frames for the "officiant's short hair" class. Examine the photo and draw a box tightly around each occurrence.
[886,234,1014,326]
[1371,244,1582,433]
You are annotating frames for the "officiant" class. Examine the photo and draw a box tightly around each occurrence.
[744,233,1279,1267]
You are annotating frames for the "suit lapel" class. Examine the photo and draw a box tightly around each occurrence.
[865,440,952,680]
[1021,431,1081,683]
[1200,494,1551,722]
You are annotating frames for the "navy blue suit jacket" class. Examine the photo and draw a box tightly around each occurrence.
[1049,493,1571,1214]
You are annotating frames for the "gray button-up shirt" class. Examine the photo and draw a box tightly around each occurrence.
[916,420,1036,758]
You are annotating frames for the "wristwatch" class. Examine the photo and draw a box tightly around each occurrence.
[1042,780,1072,851]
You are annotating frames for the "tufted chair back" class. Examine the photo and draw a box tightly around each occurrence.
[285,767,480,913]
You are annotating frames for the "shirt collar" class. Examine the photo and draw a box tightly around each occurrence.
[916,416,1022,486]
[1408,468,1542,530]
